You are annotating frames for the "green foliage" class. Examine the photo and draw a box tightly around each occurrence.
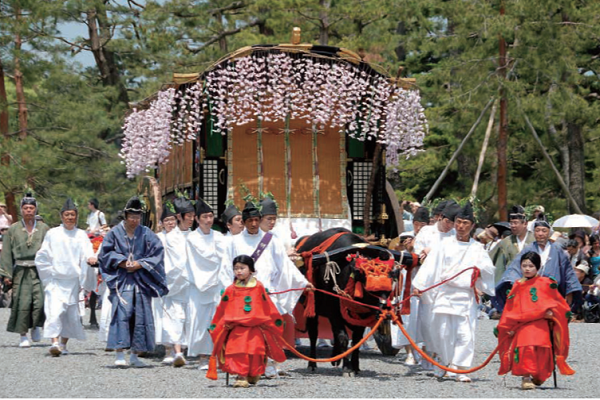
[2,0,600,228]
[389,0,600,223]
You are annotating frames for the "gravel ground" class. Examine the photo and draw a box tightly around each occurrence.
[0,308,595,398]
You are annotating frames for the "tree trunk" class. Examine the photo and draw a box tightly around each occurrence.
[14,7,27,139]
[567,121,586,213]
[319,0,330,45]
[0,57,18,221]
[87,7,129,105]
[215,11,229,53]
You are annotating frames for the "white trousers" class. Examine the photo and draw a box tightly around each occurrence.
[43,280,86,341]
[432,313,475,368]
[156,297,188,346]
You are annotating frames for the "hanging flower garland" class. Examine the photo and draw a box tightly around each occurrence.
[120,88,176,178]
[121,51,428,177]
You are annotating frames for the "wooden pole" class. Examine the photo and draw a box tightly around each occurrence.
[470,100,498,200]
[520,108,583,214]
[423,98,495,203]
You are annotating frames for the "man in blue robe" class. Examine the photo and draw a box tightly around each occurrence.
[495,214,581,314]
[99,196,168,367]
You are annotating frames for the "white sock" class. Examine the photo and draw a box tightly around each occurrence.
[116,352,125,361]
[130,353,139,362]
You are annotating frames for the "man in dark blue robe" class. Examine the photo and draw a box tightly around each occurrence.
[495,214,581,314]
[99,196,168,367]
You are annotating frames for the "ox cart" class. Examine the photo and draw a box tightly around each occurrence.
[122,28,427,357]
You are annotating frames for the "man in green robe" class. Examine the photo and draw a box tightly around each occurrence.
[488,205,535,318]
[0,193,49,347]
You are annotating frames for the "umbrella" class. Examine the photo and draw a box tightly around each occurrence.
[552,214,599,229]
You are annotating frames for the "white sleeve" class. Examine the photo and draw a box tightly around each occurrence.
[35,232,55,285]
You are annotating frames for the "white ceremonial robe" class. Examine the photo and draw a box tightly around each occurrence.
[155,227,190,345]
[35,225,96,340]
[185,228,226,356]
[221,229,309,315]
[410,223,455,346]
[412,236,495,368]
[391,268,421,348]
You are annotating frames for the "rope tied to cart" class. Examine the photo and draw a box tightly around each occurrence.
[264,265,509,374]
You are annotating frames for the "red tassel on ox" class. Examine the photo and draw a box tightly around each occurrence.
[205,356,219,380]
[304,291,316,318]
[354,281,364,299]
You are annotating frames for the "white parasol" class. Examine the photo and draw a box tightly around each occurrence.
[552,214,600,229]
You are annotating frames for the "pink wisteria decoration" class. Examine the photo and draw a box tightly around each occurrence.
[121,52,428,177]
[120,88,176,178]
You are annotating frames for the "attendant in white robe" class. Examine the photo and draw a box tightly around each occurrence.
[391,206,429,365]
[154,199,191,367]
[222,204,243,238]
[35,198,97,356]
[222,201,311,316]
[409,201,460,368]
[412,202,495,382]
[185,198,226,367]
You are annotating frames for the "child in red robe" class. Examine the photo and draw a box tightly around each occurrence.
[497,251,575,390]
[206,254,287,388]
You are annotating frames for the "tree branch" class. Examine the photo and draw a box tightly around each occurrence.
[172,1,246,18]
[185,20,262,54]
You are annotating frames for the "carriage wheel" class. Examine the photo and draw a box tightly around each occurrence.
[373,319,400,356]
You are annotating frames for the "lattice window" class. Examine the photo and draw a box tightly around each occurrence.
[202,160,219,210]
[352,162,373,220]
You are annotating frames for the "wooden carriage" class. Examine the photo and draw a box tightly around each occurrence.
[132,30,426,247]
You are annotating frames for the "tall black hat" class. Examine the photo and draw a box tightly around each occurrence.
[221,204,241,224]
[413,207,430,223]
[259,197,278,216]
[123,196,144,214]
[441,200,461,222]
[161,200,177,221]
[61,198,78,214]
[433,200,448,216]
[456,201,475,223]
[508,205,526,221]
[173,196,194,214]
[533,213,551,229]
[242,201,261,221]
[195,198,213,216]
[21,192,37,208]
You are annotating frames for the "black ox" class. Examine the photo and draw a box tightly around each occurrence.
[295,227,416,377]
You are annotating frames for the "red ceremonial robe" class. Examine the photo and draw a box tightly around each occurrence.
[206,277,287,379]
[497,276,575,383]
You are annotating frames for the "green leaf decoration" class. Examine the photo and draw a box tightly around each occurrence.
[222,295,229,302]
[164,200,176,214]
[493,327,499,338]
[275,319,283,327]
[550,282,558,289]
[244,296,252,303]
[243,304,252,312]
